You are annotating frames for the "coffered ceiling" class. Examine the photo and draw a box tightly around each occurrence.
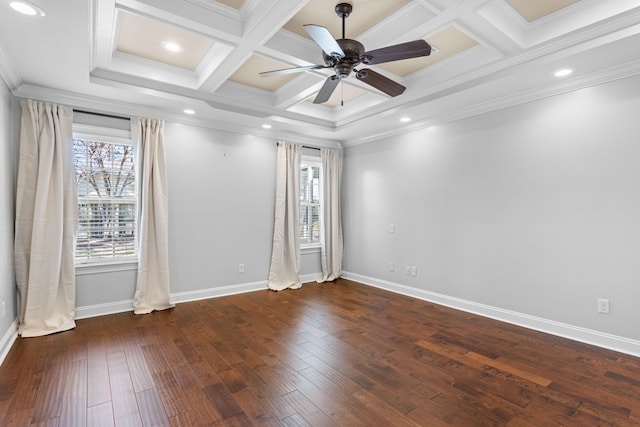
[1,0,640,146]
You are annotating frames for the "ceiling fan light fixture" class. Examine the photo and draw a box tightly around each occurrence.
[400,117,411,123]
[183,109,195,115]
[9,1,45,16]
[261,124,272,129]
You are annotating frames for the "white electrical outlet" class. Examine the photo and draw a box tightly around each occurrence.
[597,298,610,314]
[405,266,411,275]
[389,262,395,272]
[238,264,245,273]
[411,266,417,276]
[389,224,395,233]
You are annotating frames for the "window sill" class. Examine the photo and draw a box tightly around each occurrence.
[76,259,138,275]
[301,245,321,255]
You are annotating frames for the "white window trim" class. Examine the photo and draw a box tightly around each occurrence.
[75,259,138,275]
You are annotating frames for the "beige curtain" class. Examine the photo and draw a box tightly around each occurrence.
[268,141,302,291]
[133,118,174,314]
[317,148,343,282]
[14,100,77,337]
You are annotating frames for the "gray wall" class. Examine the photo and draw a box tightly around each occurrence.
[77,122,322,309]
[343,74,640,342]
[0,79,16,338]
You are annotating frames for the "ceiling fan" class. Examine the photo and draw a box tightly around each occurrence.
[260,2,432,104]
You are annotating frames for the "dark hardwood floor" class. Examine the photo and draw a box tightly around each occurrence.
[1,278,639,426]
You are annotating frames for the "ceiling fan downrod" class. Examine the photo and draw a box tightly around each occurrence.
[335,2,352,39]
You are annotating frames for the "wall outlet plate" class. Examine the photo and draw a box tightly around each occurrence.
[597,298,610,314]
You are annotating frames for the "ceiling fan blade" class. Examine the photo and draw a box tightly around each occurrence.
[356,69,406,97]
[363,40,431,65]
[303,24,345,58]
[260,64,328,77]
[313,75,341,104]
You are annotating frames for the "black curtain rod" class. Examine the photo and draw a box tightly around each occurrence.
[277,142,322,150]
[73,109,130,121]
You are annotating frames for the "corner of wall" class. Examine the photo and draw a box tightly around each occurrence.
[0,319,18,366]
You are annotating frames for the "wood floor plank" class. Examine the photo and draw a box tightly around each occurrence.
[87,335,112,407]
[1,278,640,426]
[136,388,170,427]
[87,402,115,427]
[107,351,143,427]
[59,358,88,427]
[181,389,225,426]
[280,389,338,427]
[140,343,192,418]
[30,340,68,424]
[202,382,244,420]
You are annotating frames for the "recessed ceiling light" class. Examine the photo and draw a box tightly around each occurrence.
[554,68,574,77]
[400,117,411,123]
[9,1,45,16]
[161,41,183,53]
[183,109,195,115]
[262,124,272,129]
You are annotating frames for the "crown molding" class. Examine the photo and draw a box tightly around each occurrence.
[13,84,341,148]
[342,58,640,147]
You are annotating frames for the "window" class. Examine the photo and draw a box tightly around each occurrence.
[300,157,321,246]
[73,126,136,263]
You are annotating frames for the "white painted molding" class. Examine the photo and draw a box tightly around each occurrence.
[171,280,267,304]
[300,273,322,284]
[342,271,640,358]
[342,58,640,147]
[0,319,18,367]
[75,299,134,320]
[12,85,341,148]
[75,274,321,319]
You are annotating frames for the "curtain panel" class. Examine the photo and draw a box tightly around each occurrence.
[268,141,302,291]
[14,100,78,337]
[317,147,343,282]
[133,118,174,314]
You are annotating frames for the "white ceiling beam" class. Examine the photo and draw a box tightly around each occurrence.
[274,73,326,109]
[89,67,335,128]
[198,0,309,93]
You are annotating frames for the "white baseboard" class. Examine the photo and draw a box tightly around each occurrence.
[0,319,18,366]
[171,280,268,304]
[75,299,134,320]
[75,274,321,319]
[342,272,640,358]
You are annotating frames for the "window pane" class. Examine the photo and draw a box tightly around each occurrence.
[300,164,320,204]
[73,138,137,261]
[300,203,320,244]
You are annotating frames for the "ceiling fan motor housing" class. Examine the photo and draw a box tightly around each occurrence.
[323,38,364,78]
